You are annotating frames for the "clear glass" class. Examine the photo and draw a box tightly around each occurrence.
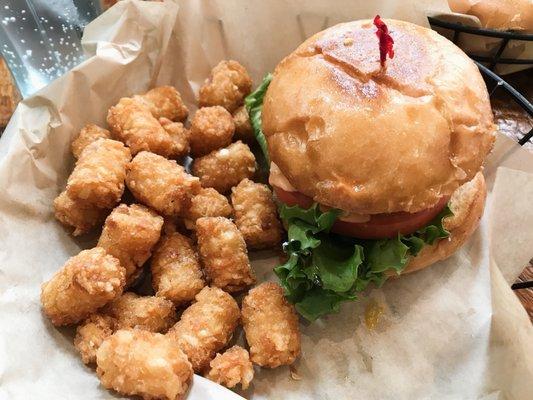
[0,0,102,98]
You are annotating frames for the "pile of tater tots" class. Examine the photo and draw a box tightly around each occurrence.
[41,60,301,400]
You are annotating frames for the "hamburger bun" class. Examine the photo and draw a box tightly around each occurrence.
[263,19,495,215]
[448,0,533,31]
[399,172,486,274]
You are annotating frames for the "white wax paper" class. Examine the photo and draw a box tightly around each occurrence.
[0,1,532,399]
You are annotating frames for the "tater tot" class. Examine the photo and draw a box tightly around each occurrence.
[97,203,163,283]
[71,124,111,159]
[107,97,185,158]
[231,179,283,249]
[199,60,252,112]
[53,190,108,236]
[134,86,189,122]
[190,106,235,157]
[97,329,192,400]
[159,117,190,158]
[103,292,176,332]
[241,282,301,368]
[167,287,240,372]
[41,248,126,326]
[206,346,254,390]
[150,232,205,306]
[183,188,232,229]
[196,217,255,292]
[66,139,131,209]
[232,106,254,143]
[74,314,117,365]
[191,141,256,194]
[126,151,201,216]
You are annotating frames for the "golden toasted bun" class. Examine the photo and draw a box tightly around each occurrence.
[448,0,533,31]
[400,172,486,274]
[263,19,495,215]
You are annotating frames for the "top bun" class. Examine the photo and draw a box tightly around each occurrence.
[263,19,495,215]
[448,0,533,31]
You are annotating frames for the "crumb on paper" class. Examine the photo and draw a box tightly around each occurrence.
[290,365,302,381]
[364,299,385,331]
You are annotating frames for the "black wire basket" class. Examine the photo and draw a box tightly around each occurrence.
[428,17,533,290]
[428,16,533,71]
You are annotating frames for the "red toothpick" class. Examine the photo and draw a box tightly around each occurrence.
[373,15,394,67]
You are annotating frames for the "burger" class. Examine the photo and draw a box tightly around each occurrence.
[245,17,496,320]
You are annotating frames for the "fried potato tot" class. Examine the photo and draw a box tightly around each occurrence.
[191,141,256,194]
[134,86,189,122]
[97,204,163,283]
[126,151,201,216]
[231,179,283,249]
[41,248,126,326]
[107,97,185,158]
[183,188,232,229]
[66,139,131,209]
[103,292,176,332]
[206,346,254,390]
[232,106,254,143]
[167,287,240,372]
[71,124,111,159]
[97,329,192,400]
[151,232,205,306]
[196,217,255,292]
[199,60,252,112]
[74,314,117,365]
[159,117,190,158]
[190,106,235,157]
[53,190,108,236]
[242,282,301,368]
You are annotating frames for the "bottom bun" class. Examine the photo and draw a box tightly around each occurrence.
[399,172,486,275]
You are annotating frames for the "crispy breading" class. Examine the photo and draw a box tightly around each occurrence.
[151,232,205,306]
[103,292,176,333]
[190,106,235,157]
[232,105,254,143]
[96,329,192,400]
[206,346,254,390]
[66,139,131,209]
[167,287,240,372]
[183,188,232,229]
[74,314,117,365]
[199,60,252,112]
[97,204,163,283]
[71,124,111,159]
[241,282,301,368]
[231,178,283,249]
[191,141,256,194]
[159,117,190,158]
[126,151,201,216]
[196,217,255,292]
[53,190,108,236]
[134,86,189,122]
[107,97,185,158]
[41,248,126,326]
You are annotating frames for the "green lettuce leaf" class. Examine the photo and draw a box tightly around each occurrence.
[275,202,453,321]
[244,74,272,167]
[312,239,364,293]
[295,287,357,321]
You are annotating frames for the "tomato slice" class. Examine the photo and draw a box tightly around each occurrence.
[274,186,315,209]
[273,186,448,239]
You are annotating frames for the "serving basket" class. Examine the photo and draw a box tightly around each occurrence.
[428,16,533,72]
[1,7,532,290]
